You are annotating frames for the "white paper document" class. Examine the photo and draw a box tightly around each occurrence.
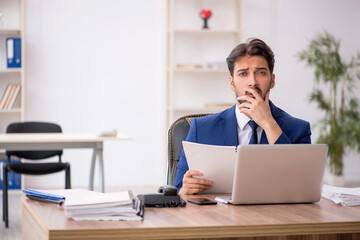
[322,184,360,206]
[182,141,237,194]
[39,189,142,221]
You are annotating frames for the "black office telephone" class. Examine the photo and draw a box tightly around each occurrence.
[137,185,186,207]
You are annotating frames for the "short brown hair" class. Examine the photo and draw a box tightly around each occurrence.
[226,38,275,77]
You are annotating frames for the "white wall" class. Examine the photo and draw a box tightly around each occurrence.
[24,0,360,190]
[245,0,360,184]
[24,0,167,189]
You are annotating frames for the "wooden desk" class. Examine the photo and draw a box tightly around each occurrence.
[0,133,131,192]
[22,195,360,240]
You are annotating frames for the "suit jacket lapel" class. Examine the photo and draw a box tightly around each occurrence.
[269,100,283,126]
[219,105,239,146]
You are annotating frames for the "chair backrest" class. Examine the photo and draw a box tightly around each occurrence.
[6,121,63,160]
[167,114,211,185]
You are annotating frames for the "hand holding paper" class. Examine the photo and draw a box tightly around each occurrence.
[182,141,237,194]
[179,170,213,195]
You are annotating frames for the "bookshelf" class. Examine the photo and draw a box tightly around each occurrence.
[166,0,245,126]
[0,0,24,133]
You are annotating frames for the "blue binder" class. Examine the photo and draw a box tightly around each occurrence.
[0,159,21,190]
[23,189,65,206]
[6,38,21,68]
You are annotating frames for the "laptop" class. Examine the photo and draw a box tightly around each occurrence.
[216,144,328,204]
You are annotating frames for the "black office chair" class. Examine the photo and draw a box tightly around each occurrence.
[2,121,71,228]
[167,114,211,186]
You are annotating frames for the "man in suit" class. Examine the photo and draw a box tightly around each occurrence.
[175,38,311,194]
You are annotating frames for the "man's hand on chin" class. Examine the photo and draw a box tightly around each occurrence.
[237,89,282,144]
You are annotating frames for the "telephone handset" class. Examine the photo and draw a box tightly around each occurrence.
[157,185,178,196]
[137,185,186,207]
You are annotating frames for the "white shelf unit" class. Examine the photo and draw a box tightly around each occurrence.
[166,0,245,126]
[0,0,25,133]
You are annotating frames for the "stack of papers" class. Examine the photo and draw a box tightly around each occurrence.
[28,189,143,221]
[322,184,360,206]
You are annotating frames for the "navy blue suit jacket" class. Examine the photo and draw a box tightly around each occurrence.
[174,101,311,190]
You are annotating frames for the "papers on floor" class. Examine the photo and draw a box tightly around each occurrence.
[28,189,143,221]
[322,184,360,206]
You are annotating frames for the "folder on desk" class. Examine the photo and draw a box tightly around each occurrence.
[23,188,66,201]
[6,38,21,68]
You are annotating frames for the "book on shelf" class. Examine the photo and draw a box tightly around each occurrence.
[24,188,144,221]
[4,85,16,109]
[0,84,21,110]
[0,84,13,109]
[5,84,20,110]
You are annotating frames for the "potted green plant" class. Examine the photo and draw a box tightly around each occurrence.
[298,31,360,186]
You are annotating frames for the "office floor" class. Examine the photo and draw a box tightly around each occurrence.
[0,190,22,240]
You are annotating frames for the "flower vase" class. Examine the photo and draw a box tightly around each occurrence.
[200,9,212,30]
[202,19,209,29]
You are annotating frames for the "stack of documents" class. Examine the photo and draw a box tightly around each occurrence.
[322,184,360,206]
[25,189,143,221]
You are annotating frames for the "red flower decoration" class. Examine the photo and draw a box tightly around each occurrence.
[200,9,212,20]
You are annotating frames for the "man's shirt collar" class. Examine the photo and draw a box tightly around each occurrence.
[235,104,251,130]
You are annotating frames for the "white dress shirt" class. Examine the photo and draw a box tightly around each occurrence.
[235,105,263,145]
